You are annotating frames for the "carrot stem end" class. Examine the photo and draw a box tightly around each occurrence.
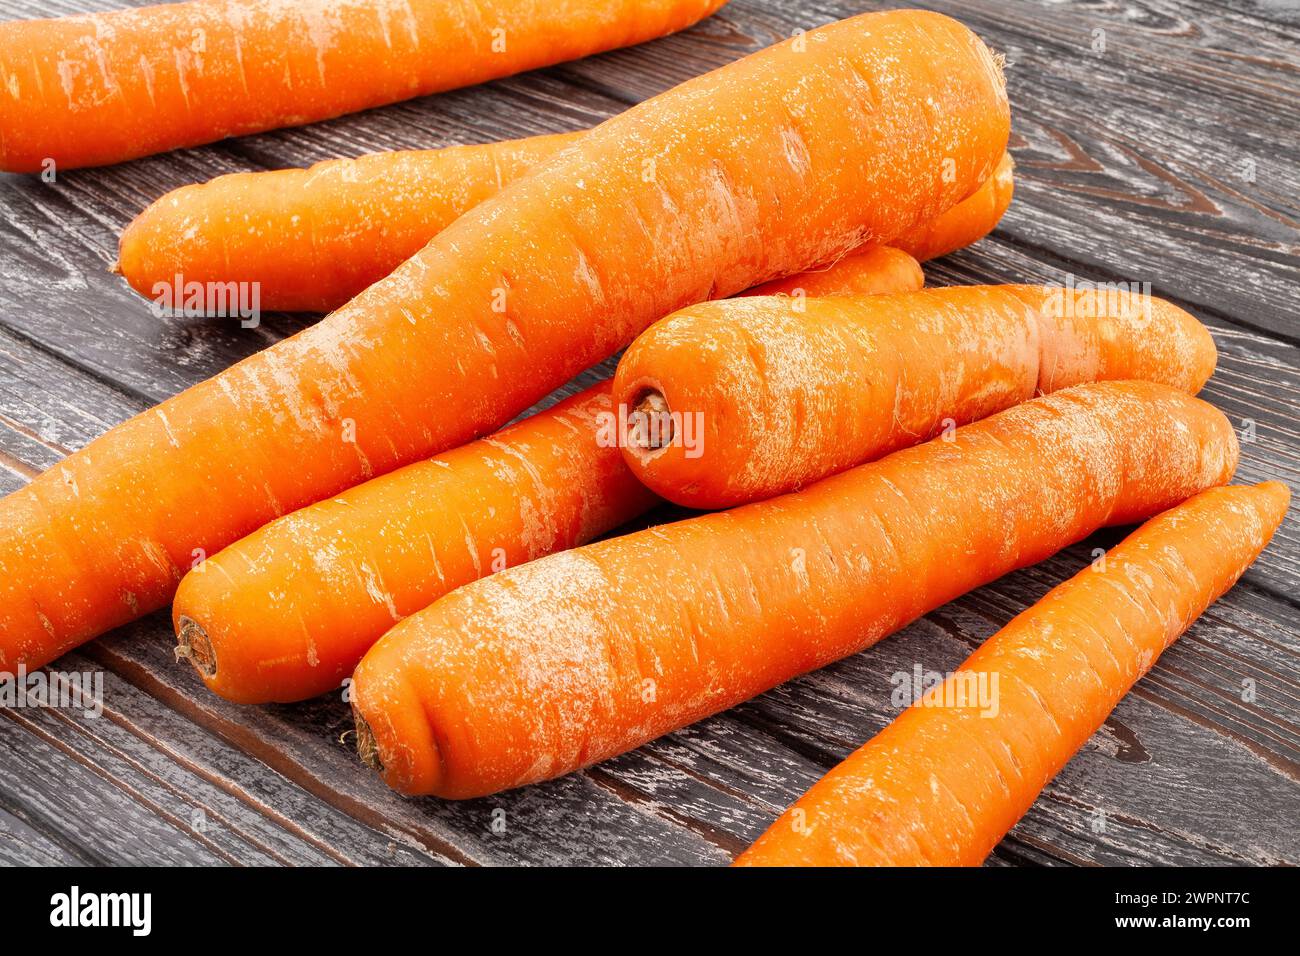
[624,390,675,462]
[175,615,217,679]
[354,707,384,774]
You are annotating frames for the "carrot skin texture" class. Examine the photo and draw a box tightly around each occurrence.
[171,382,657,704]
[891,152,1015,261]
[0,10,1011,670]
[118,133,581,313]
[0,0,727,172]
[736,481,1290,867]
[350,382,1239,799]
[613,284,1217,508]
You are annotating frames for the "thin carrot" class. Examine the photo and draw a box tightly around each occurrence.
[171,381,658,704]
[735,481,1290,867]
[350,381,1239,799]
[114,136,1005,314]
[171,244,920,705]
[117,131,582,313]
[612,284,1216,509]
[0,0,728,172]
[740,246,923,299]
[890,151,1015,261]
[0,9,1011,672]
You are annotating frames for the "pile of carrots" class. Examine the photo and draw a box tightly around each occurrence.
[0,3,1287,866]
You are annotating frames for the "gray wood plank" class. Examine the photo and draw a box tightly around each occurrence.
[85,619,742,866]
[0,800,86,865]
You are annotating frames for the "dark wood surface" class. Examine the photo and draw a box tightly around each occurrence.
[0,0,1297,866]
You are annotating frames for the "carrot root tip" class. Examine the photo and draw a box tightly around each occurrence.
[175,616,217,679]
[624,390,675,462]
[353,706,384,774]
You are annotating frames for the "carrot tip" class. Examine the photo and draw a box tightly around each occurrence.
[624,390,675,462]
[353,707,384,774]
[175,615,217,679]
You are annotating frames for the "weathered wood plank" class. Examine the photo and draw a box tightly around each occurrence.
[0,708,236,865]
[84,618,742,866]
[0,797,86,865]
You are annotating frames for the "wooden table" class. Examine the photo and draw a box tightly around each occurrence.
[1,0,1296,866]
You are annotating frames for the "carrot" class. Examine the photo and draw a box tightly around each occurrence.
[117,131,583,313]
[0,9,1010,672]
[612,284,1216,509]
[172,242,920,705]
[114,136,1006,314]
[735,481,1290,867]
[0,0,728,172]
[350,381,1239,799]
[171,381,658,704]
[740,246,923,299]
[890,151,1015,261]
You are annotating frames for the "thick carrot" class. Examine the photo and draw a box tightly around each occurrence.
[0,0,728,172]
[736,481,1290,867]
[171,246,920,705]
[114,135,1004,314]
[117,131,581,313]
[350,381,1239,799]
[891,151,1015,261]
[171,382,658,704]
[612,285,1216,509]
[740,246,923,299]
[0,10,1010,672]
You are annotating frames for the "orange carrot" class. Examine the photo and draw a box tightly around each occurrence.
[170,245,918,705]
[114,138,1008,314]
[0,0,728,172]
[736,481,1290,867]
[350,381,1238,799]
[171,381,658,704]
[117,131,582,313]
[891,151,1015,261]
[0,10,1010,672]
[740,246,923,299]
[612,284,1216,509]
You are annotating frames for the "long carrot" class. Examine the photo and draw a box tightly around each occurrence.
[171,382,657,704]
[613,285,1216,509]
[736,481,1290,867]
[0,0,728,172]
[116,131,583,313]
[350,381,1239,799]
[0,10,1010,672]
[171,248,922,705]
[114,130,1005,313]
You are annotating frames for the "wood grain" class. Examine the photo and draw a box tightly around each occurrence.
[0,0,1296,866]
